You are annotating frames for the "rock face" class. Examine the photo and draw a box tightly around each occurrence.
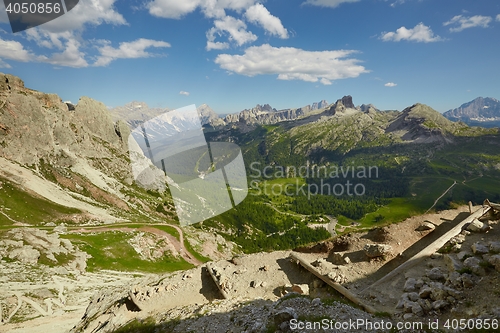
[443,97,500,127]
[0,73,129,172]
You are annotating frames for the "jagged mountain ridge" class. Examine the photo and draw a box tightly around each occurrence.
[443,97,500,127]
[109,100,331,128]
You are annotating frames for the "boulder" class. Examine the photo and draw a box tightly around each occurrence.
[363,244,392,258]
[488,254,500,272]
[329,252,350,265]
[404,278,417,292]
[408,292,419,302]
[426,267,447,281]
[419,287,432,299]
[471,242,489,255]
[463,257,486,276]
[489,242,500,254]
[461,274,475,288]
[416,222,436,231]
[457,251,472,261]
[8,245,40,264]
[445,254,464,271]
[432,300,449,310]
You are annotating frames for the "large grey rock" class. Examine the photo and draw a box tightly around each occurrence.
[463,257,486,276]
[489,242,500,254]
[445,254,464,271]
[426,267,447,281]
[471,242,489,255]
[8,245,40,264]
[404,278,417,292]
[363,244,392,258]
[488,254,500,272]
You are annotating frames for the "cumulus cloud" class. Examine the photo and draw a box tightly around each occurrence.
[146,0,287,50]
[214,44,368,85]
[43,39,88,68]
[443,15,492,32]
[302,0,360,8]
[148,0,201,19]
[245,4,288,39]
[381,23,443,42]
[35,0,126,33]
[0,38,34,62]
[385,82,397,87]
[94,38,171,66]
[210,16,257,48]
[179,91,190,96]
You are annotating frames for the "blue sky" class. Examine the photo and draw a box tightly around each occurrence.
[0,0,499,114]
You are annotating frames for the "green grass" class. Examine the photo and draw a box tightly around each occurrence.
[183,238,211,263]
[358,198,421,227]
[0,177,81,226]
[61,231,194,273]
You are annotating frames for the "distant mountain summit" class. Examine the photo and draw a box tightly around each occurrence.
[443,97,500,127]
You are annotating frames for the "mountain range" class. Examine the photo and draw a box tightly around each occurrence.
[443,97,500,127]
[2,73,500,333]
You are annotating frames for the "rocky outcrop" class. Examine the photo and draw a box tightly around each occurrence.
[363,244,392,258]
[0,73,129,172]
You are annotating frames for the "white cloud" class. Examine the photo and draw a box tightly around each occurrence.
[381,23,443,42]
[214,44,368,84]
[148,0,260,19]
[148,0,201,19]
[0,59,12,68]
[43,39,88,68]
[497,14,500,22]
[0,38,34,62]
[302,0,360,9]
[147,0,287,50]
[206,28,230,50]
[443,15,492,32]
[385,82,397,87]
[35,0,126,33]
[245,4,288,39]
[212,16,257,46]
[179,91,190,96]
[94,38,171,66]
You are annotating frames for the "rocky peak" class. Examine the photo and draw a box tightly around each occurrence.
[327,95,356,115]
[443,97,500,123]
[311,100,329,110]
[340,95,355,109]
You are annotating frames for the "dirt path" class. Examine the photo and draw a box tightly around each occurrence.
[425,180,457,213]
[68,223,202,266]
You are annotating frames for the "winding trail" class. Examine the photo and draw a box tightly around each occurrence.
[68,223,202,266]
